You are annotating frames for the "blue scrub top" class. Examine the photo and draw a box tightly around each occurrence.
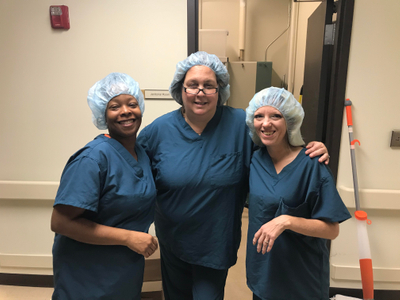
[52,134,156,300]
[246,147,351,300]
[138,106,254,269]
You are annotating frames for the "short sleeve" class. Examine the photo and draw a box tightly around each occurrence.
[54,157,102,212]
[311,172,351,223]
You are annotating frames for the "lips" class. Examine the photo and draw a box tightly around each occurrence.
[261,130,275,137]
[118,119,135,126]
[194,101,207,106]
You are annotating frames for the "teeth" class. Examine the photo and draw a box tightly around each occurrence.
[119,120,134,125]
[263,131,274,136]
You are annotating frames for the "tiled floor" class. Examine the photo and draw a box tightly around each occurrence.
[0,209,252,300]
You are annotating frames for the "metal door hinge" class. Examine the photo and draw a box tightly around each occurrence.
[324,23,336,45]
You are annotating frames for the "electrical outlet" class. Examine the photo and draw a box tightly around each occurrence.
[390,130,400,147]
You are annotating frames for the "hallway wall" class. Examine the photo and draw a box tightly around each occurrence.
[0,0,185,275]
[330,0,400,290]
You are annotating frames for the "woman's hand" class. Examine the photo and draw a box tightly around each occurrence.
[305,141,330,164]
[51,204,158,257]
[253,215,339,254]
[253,215,291,254]
[125,232,158,258]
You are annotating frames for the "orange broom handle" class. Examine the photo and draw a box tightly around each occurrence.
[345,98,353,126]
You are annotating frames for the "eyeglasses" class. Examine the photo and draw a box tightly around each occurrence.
[183,86,219,95]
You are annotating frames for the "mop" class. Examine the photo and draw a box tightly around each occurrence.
[344,99,374,300]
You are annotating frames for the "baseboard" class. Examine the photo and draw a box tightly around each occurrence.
[0,273,163,299]
[9,274,399,300]
[0,273,54,287]
[329,287,400,300]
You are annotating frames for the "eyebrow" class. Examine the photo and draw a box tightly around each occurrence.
[185,79,217,85]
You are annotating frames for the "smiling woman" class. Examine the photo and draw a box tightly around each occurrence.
[253,106,287,148]
[50,73,158,300]
[181,65,219,134]
[245,87,350,300]
[106,94,142,158]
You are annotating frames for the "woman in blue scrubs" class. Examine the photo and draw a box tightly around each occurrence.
[245,87,351,300]
[51,73,158,300]
[137,51,330,300]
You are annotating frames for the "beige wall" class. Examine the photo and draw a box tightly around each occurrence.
[200,0,292,87]
[0,0,185,275]
[330,0,400,290]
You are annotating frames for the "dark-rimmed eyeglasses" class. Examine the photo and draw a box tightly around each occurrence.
[183,86,219,95]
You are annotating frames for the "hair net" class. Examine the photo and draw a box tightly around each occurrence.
[87,72,145,130]
[245,87,305,147]
[169,51,230,106]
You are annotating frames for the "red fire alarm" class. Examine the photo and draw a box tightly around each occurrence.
[50,5,70,29]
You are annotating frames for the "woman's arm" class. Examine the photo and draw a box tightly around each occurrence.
[51,204,158,258]
[305,141,330,164]
[253,215,339,254]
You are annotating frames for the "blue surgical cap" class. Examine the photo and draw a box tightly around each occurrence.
[87,72,145,130]
[245,87,305,147]
[169,51,230,106]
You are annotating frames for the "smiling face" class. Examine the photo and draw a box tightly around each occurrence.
[254,106,288,148]
[181,65,219,120]
[106,94,142,143]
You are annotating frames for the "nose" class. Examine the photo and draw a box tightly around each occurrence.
[120,105,132,116]
[261,117,272,127]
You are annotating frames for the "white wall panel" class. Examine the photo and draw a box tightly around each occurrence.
[331,0,400,290]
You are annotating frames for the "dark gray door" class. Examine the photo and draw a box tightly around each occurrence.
[301,0,334,144]
[300,0,354,181]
